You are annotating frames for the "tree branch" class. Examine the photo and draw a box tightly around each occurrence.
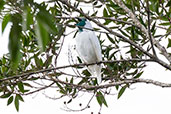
[55,16,138,27]
[146,0,157,57]
[51,77,171,89]
[113,0,171,63]
[58,0,171,70]
[23,82,55,95]
[0,59,154,82]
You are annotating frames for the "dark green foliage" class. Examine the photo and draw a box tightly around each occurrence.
[14,94,24,111]
[7,96,13,105]
[17,82,25,93]
[2,14,10,33]
[8,14,22,69]
[96,91,108,107]
[22,7,33,31]
[118,85,127,99]
[14,95,19,111]
[0,92,11,98]
[167,38,171,48]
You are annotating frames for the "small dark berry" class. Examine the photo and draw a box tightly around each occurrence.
[79,103,82,106]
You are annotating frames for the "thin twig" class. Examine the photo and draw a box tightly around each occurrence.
[146,0,157,57]
[63,93,95,112]
[55,36,65,66]
[23,82,55,95]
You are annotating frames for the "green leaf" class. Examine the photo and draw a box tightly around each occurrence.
[71,88,77,98]
[70,77,73,84]
[17,82,25,93]
[96,91,108,107]
[14,94,24,112]
[106,34,115,44]
[91,11,98,16]
[22,0,33,6]
[159,16,168,21]
[134,71,144,78]
[0,0,5,11]
[167,38,171,48]
[159,22,170,26]
[35,18,49,51]
[8,14,22,69]
[139,16,146,28]
[119,29,131,38]
[82,69,91,76]
[151,22,156,33]
[103,8,108,17]
[115,85,119,90]
[34,55,43,68]
[22,6,33,31]
[36,4,57,34]
[166,0,171,7]
[131,26,139,41]
[2,13,11,33]
[7,96,14,106]
[103,8,112,25]
[56,82,66,94]
[118,85,127,99]
[150,0,159,13]
[96,92,102,106]
[14,95,19,111]
[0,92,11,98]
[17,94,24,102]
[44,55,53,68]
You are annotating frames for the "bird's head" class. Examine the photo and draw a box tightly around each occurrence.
[76,17,92,32]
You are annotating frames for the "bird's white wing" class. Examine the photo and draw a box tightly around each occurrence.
[86,31,102,84]
[88,31,102,62]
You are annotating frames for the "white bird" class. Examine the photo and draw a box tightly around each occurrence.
[75,18,102,84]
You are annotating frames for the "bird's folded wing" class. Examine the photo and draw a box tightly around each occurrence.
[88,32,102,62]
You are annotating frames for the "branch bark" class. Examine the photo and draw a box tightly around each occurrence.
[113,0,171,63]
[146,0,157,57]
[0,59,154,82]
[51,77,171,89]
[55,16,138,27]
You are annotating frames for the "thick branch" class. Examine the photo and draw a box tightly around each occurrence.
[51,78,171,89]
[0,59,154,82]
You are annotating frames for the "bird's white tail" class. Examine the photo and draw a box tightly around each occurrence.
[96,72,102,84]
[88,64,102,84]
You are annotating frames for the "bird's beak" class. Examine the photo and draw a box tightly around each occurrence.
[76,17,82,21]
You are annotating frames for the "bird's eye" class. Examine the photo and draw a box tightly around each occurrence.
[82,18,86,22]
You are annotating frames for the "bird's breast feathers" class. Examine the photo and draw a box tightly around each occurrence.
[75,31,102,63]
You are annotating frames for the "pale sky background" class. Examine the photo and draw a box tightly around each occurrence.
[0,1,171,114]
